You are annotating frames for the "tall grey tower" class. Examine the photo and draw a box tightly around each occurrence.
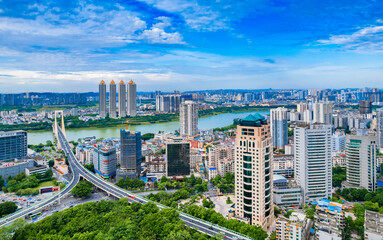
[118,80,126,118]
[180,101,198,136]
[99,80,106,118]
[109,80,117,118]
[270,107,288,149]
[127,80,137,116]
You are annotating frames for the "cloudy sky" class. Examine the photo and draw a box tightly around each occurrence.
[1,0,383,93]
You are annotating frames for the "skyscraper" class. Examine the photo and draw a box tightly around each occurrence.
[109,80,117,118]
[234,114,274,230]
[376,109,383,148]
[270,107,288,149]
[166,142,191,177]
[294,124,332,202]
[127,80,137,116]
[346,134,378,191]
[118,80,126,118]
[180,100,198,136]
[99,80,106,118]
[0,130,27,162]
[117,129,142,179]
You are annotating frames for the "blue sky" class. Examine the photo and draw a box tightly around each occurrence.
[0,0,383,92]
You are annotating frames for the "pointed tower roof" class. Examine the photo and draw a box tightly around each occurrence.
[119,80,125,84]
[100,80,105,84]
[110,80,115,84]
[128,80,135,84]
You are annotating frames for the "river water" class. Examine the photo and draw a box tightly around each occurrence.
[27,110,269,145]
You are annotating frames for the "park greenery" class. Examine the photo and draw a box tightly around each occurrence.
[71,181,93,198]
[210,172,235,193]
[332,166,347,187]
[116,177,146,190]
[84,163,95,173]
[12,200,216,240]
[142,132,155,141]
[0,218,27,240]
[335,188,383,208]
[0,202,18,217]
[202,198,215,208]
[2,170,54,195]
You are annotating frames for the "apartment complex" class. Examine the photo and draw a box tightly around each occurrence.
[109,80,117,118]
[276,212,308,240]
[234,114,273,230]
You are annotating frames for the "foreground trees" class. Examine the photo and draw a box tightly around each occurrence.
[12,200,215,240]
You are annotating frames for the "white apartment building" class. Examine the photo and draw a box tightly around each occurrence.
[179,101,198,136]
[312,101,332,124]
[294,124,332,202]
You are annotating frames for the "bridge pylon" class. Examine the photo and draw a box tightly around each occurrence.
[53,111,65,150]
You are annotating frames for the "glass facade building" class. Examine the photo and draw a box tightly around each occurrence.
[166,142,190,177]
[119,129,142,178]
[0,130,27,162]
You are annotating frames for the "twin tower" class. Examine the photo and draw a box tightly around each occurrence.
[99,80,137,118]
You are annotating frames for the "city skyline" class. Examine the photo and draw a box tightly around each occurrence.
[1,0,383,92]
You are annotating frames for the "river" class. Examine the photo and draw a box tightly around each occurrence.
[27,110,269,145]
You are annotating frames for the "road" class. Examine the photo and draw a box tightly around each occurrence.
[1,127,251,240]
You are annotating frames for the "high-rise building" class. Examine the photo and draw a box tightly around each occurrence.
[0,130,27,162]
[297,103,308,112]
[294,124,332,202]
[93,145,117,179]
[346,134,378,191]
[118,80,126,118]
[166,142,190,177]
[117,129,142,179]
[180,100,198,136]
[312,101,332,124]
[359,100,372,114]
[127,80,137,117]
[156,94,181,113]
[234,114,274,230]
[99,80,106,118]
[270,107,288,149]
[109,80,117,118]
[377,109,383,148]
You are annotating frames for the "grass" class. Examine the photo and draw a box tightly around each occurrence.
[28,180,57,191]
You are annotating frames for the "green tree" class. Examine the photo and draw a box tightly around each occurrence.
[0,175,4,187]
[142,133,155,141]
[48,160,55,168]
[0,202,18,217]
[71,181,93,197]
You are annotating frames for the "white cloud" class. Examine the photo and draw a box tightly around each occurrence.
[0,2,185,46]
[139,17,185,44]
[317,24,383,52]
[138,0,229,31]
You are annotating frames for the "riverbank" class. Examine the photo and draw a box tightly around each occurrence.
[27,110,271,145]
[0,105,294,132]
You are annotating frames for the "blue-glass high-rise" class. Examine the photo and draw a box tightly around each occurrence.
[119,129,142,178]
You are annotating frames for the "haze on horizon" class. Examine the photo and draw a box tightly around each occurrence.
[0,0,383,93]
